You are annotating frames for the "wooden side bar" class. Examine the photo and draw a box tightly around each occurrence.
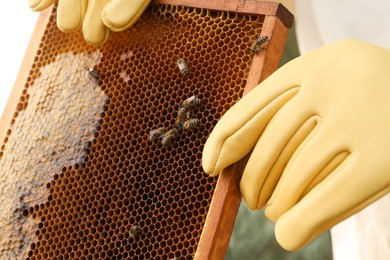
[194,155,249,260]
[0,8,53,152]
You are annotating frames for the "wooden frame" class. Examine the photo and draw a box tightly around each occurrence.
[0,1,293,259]
[154,1,293,259]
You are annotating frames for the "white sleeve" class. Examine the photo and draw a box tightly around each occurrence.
[296,0,390,54]
[331,194,390,260]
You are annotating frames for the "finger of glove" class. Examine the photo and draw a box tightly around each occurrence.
[264,124,350,221]
[240,97,318,210]
[274,160,390,251]
[29,0,56,11]
[57,0,88,32]
[102,0,151,32]
[202,54,308,177]
[83,0,111,46]
[202,85,299,177]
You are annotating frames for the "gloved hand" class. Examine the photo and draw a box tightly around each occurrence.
[202,39,390,251]
[28,0,151,45]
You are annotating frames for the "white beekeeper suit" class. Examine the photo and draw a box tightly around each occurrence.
[294,0,390,259]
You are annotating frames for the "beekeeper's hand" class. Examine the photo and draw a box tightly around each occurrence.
[202,39,390,251]
[28,0,151,45]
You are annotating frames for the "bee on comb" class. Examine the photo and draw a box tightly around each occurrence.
[176,106,190,129]
[250,35,269,54]
[182,96,202,111]
[129,225,141,238]
[149,127,168,142]
[177,58,189,76]
[161,128,180,146]
[86,67,100,81]
[183,119,201,131]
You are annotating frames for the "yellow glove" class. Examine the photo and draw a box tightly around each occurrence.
[202,39,390,251]
[28,0,150,45]
[102,0,151,32]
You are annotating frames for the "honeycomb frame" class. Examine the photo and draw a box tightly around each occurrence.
[0,1,293,259]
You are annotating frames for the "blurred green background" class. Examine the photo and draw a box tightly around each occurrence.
[225,24,333,260]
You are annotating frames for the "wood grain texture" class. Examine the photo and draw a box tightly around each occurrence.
[195,155,249,260]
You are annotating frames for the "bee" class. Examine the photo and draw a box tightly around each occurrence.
[176,106,190,127]
[177,58,189,76]
[149,127,168,142]
[129,225,141,238]
[250,35,269,54]
[183,119,201,131]
[86,67,100,81]
[161,128,180,146]
[182,96,202,111]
